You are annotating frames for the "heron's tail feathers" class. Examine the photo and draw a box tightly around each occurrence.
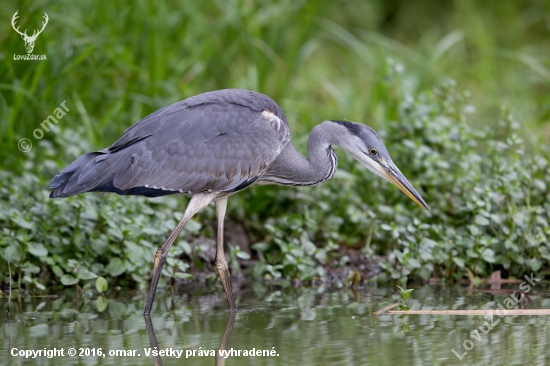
[49,149,176,198]
[48,152,109,198]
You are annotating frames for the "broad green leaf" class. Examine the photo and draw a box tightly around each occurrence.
[475,215,490,226]
[106,258,126,277]
[236,251,251,260]
[77,268,98,280]
[402,289,414,301]
[95,276,108,293]
[22,264,40,274]
[482,249,495,263]
[4,245,24,262]
[453,257,465,268]
[60,274,79,286]
[173,272,193,280]
[10,210,34,230]
[52,265,64,278]
[27,243,48,257]
[251,242,269,252]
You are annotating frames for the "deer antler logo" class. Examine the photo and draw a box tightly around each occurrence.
[11,11,49,54]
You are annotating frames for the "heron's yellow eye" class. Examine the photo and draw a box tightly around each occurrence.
[369,148,378,155]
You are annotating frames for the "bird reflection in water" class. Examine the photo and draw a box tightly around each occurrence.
[144,312,236,366]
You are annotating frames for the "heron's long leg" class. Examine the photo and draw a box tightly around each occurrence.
[144,193,216,315]
[215,197,237,310]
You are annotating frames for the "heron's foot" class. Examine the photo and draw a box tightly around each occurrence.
[144,249,167,315]
[215,259,237,309]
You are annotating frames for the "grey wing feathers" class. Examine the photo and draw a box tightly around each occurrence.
[49,89,290,198]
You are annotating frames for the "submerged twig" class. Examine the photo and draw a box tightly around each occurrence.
[6,252,12,316]
[385,309,550,316]
[371,302,400,317]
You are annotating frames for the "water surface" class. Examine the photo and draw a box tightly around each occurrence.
[2,283,550,365]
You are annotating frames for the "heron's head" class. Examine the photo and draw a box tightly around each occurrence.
[330,120,429,210]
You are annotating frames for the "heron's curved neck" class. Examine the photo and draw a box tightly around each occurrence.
[261,121,345,186]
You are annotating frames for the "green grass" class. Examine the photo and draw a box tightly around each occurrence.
[1,0,549,154]
[0,0,549,292]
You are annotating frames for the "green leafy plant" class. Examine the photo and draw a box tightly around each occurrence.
[396,285,413,332]
[1,0,549,292]
[396,285,414,311]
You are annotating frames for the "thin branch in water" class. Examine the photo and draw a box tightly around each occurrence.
[6,251,12,316]
[384,309,550,316]
[371,303,400,317]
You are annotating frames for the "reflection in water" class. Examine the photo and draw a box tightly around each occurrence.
[144,315,163,366]
[6,314,12,366]
[145,311,236,366]
[2,285,550,365]
[214,312,236,366]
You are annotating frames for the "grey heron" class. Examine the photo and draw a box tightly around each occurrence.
[49,89,428,314]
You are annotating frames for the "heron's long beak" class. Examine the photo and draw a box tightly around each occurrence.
[381,165,429,210]
[356,154,429,210]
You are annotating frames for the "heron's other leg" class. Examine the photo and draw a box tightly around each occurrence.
[144,193,216,315]
[215,197,237,310]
